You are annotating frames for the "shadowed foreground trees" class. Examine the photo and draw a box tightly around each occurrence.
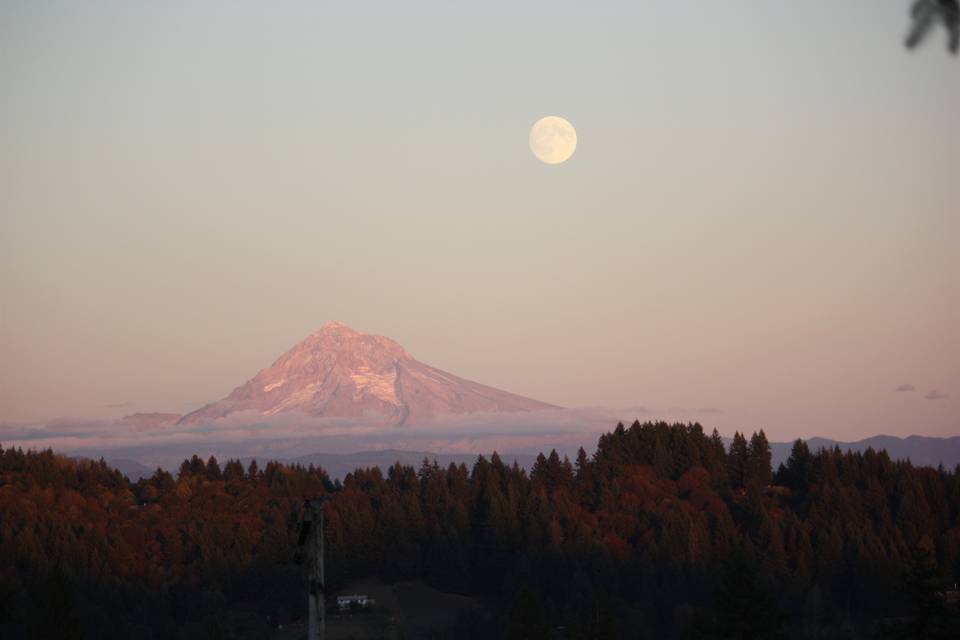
[1,421,959,638]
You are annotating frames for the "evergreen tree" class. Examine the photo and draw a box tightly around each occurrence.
[776,439,811,494]
[728,432,750,489]
[747,430,773,487]
[205,456,222,481]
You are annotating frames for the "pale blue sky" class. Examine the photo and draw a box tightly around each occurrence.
[1,1,957,438]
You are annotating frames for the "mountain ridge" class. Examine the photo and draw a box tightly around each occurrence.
[97,434,960,481]
[781,434,960,469]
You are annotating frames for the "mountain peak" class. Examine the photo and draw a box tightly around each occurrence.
[315,320,357,335]
[293,322,410,363]
[178,324,558,426]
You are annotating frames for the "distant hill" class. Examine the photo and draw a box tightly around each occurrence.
[71,457,155,482]
[95,449,537,482]
[102,451,535,482]
[99,435,960,482]
[286,449,539,480]
[769,435,960,470]
[107,458,156,481]
[281,437,960,481]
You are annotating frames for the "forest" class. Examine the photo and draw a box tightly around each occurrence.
[1,421,959,639]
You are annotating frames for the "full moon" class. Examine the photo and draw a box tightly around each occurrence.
[529,116,577,165]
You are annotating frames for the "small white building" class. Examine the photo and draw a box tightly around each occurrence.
[336,594,371,610]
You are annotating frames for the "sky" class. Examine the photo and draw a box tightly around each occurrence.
[1,1,958,441]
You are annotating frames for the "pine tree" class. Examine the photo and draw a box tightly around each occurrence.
[653,432,673,479]
[205,456,222,481]
[747,430,773,487]
[222,459,245,483]
[728,432,749,489]
[777,439,811,494]
[574,447,590,480]
[708,428,729,487]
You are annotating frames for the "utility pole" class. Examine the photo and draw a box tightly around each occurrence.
[297,496,328,640]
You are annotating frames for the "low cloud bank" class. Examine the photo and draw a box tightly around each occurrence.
[0,407,752,472]
[1,409,618,470]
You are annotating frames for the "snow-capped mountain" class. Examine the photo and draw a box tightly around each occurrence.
[178,321,557,426]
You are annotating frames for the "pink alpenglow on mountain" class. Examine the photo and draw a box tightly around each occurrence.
[178,322,558,426]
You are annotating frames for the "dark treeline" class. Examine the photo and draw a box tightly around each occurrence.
[1,421,959,639]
